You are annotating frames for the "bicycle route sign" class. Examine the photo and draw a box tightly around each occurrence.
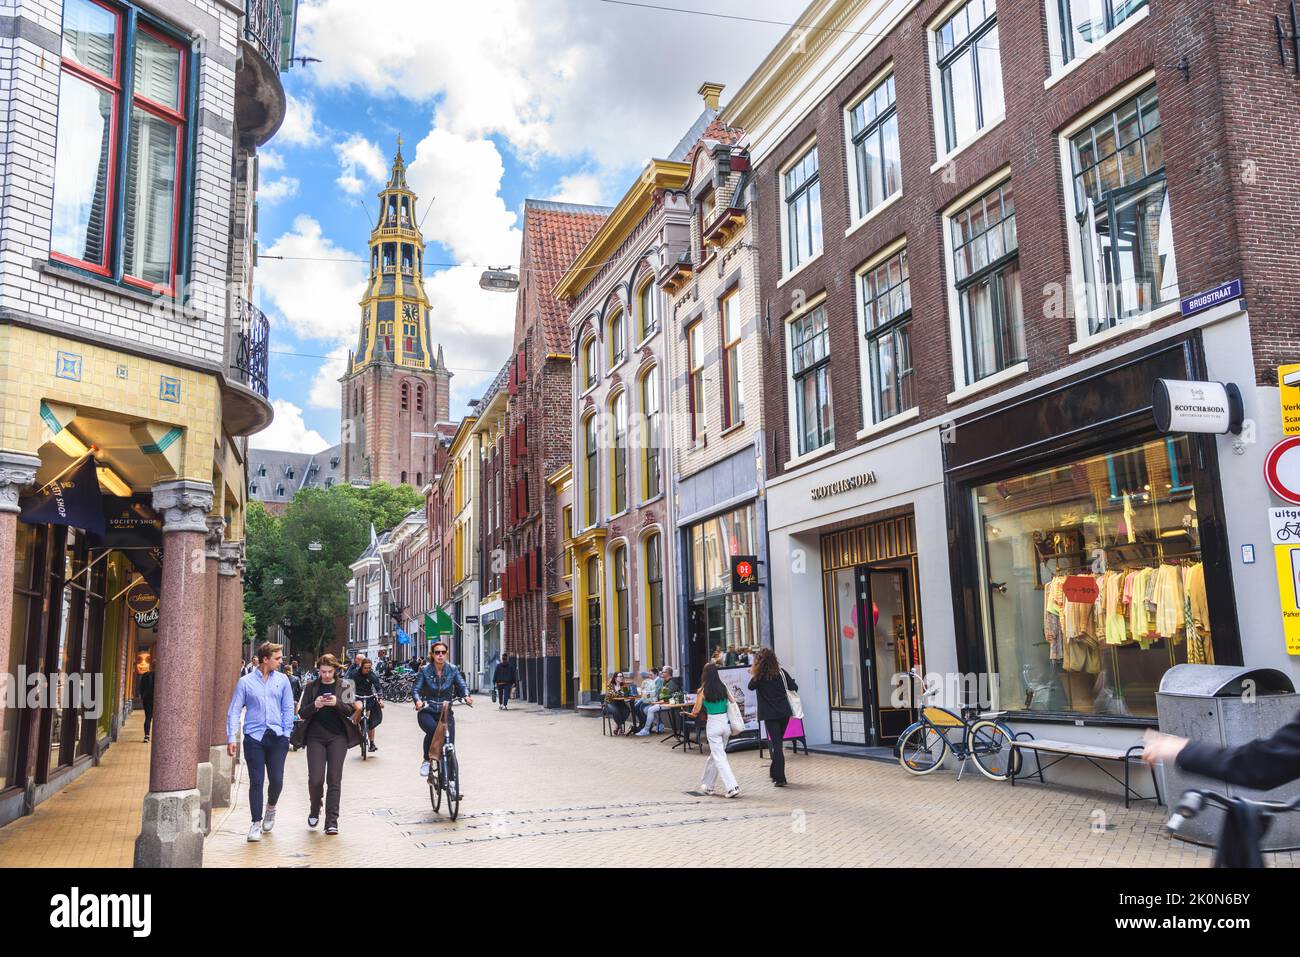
[1269,508,1300,655]
[1269,508,1300,544]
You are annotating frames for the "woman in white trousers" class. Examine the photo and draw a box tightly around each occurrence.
[690,662,740,797]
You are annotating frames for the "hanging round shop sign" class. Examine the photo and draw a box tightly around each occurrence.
[126,580,160,627]
[1265,437,1300,505]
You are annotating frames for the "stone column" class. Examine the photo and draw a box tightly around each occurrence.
[209,540,243,808]
[134,479,213,869]
[193,516,223,833]
[0,453,41,759]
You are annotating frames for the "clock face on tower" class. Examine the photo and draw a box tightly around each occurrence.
[402,303,417,322]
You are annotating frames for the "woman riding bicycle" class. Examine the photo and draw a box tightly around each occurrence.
[353,657,384,753]
[412,640,472,777]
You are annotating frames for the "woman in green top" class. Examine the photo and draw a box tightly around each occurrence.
[689,662,740,797]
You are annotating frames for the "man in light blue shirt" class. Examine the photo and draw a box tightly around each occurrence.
[226,642,296,842]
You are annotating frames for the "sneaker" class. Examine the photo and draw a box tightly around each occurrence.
[143,735,150,743]
[369,742,377,753]
[325,823,338,835]
[419,760,431,777]
[307,813,320,828]
[726,787,741,799]
[247,822,263,842]
[773,781,787,788]
[635,729,651,737]
[262,806,277,832]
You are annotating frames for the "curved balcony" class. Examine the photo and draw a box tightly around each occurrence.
[223,296,274,437]
[236,0,294,146]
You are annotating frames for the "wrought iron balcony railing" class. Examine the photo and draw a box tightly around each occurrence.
[233,296,270,399]
[245,0,284,73]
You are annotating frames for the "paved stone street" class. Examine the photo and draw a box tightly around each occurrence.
[204,701,1278,868]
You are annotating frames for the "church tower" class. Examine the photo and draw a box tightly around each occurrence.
[340,139,453,488]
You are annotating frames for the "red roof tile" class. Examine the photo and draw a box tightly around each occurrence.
[516,200,612,352]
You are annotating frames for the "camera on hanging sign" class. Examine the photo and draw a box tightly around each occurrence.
[1152,379,1243,435]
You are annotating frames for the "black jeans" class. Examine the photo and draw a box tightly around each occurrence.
[142,699,153,737]
[243,730,290,822]
[497,683,512,707]
[305,727,348,826]
[766,718,790,784]
[418,706,456,759]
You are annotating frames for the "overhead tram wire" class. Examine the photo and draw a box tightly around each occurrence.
[592,0,1054,63]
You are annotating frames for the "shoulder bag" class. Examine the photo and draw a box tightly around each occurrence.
[781,669,804,720]
[725,691,745,736]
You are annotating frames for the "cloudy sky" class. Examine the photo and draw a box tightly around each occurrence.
[251,0,800,453]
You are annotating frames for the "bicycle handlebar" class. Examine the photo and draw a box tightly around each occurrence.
[1166,788,1300,833]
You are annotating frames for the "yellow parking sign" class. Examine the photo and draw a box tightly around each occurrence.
[1275,545,1300,655]
[1279,363,1300,435]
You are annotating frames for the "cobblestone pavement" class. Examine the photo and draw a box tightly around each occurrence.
[204,702,1297,868]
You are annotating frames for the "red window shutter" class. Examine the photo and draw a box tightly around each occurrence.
[519,348,527,381]
[528,550,538,591]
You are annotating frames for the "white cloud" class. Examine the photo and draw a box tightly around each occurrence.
[335,133,389,195]
[252,400,332,453]
[296,0,791,174]
[256,215,368,344]
[277,92,322,146]
[405,128,520,264]
[308,345,350,410]
[545,171,610,207]
[260,149,286,172]
[260,176,300,203]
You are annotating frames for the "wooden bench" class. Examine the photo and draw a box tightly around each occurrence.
[1009,735,1161,809]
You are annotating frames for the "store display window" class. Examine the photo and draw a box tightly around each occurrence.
[971,434,1211,718]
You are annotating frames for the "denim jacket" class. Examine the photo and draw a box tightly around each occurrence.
[413,662,467,704]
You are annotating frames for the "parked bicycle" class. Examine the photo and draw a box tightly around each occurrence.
[1167,788,1300,867]
[896,670,1020,781]
[426,697,470,821]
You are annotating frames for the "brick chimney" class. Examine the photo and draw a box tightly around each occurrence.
[698,82,725,111]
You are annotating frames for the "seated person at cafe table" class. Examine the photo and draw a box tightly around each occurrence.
[630,671,657,732]
[635,667,682,736]
[603,673,635,735]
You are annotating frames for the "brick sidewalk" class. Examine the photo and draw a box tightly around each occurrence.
[0,711,150,868]
[204,702,1287,868]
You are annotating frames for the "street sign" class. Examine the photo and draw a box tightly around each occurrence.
[1279,363,1300,435]
[1264,437,1300,504]
[1179,278,1242,318]
[1274,544,1300,655]
[1151,379,1242,435]
[1269,507,1300,544]
[465,615,479,624]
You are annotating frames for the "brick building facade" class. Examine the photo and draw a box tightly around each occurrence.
[727,0,1300,767]
[504,200,609,707]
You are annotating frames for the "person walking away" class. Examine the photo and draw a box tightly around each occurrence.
[688,663,740,798]
[284,665,302,702]
[138,665,155,743]
[226,642,296,842]
[296,654,362,835]
[493,652,518,710]
[748,648,798,787]
[344,652,364,681]
[353,658,384,752]
[413,641,471,778]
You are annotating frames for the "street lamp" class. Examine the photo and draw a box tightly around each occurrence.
[308,541,323,552]
[479,266,520,292]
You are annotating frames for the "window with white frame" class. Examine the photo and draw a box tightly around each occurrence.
[687,320,706,442]
[608,306,626,366]
[584,413,598,526]
[637,278,657,341]
[860,250,914,422]
[783,146,822,273]
[849,73,901,220]
[1068,83,1177,333]
[790,305,834,454]
[720,289,744,428]
[934,0,1003,156]
[951,181,1025,383]
[1054,0,1147,67]
[582,335,597,389]
[611,391,628,514]
[641,365,662,499]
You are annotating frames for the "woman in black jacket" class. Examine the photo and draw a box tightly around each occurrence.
[748,648,798,787]
[296,654,363,835]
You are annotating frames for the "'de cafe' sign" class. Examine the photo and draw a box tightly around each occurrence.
[126,580,160,628]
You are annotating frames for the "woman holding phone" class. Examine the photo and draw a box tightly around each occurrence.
[296,653,363,834]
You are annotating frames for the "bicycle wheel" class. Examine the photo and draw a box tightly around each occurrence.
[443,749,461,821]
[897,722,948,774]
[968,719,1020,780]
[428,765,442,812]
[359,719,369,760]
